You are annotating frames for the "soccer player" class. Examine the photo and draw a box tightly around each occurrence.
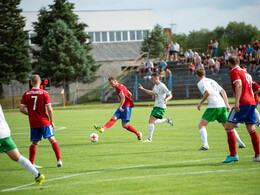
[138,72,173,142]
[0,104,45,185]
[20,75,62,168]
[94,77,142,140]
[195,68,245,150]
[223,55,260,163]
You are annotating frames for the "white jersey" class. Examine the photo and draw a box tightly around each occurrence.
[0,104,11,139]
[152,82,171,108]
[197,77,225,108]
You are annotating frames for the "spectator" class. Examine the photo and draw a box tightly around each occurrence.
[213,40,219,57]
[160,59,168,70]
[169,41,174,61]
[173,41,180,61]
[188,62,196,75]
[253,40,260,65]
[213,58,220,75]
[242,44,247,59]
[160,68,166,81]
[237,50,244,61]
[196,62,205,70]
[144,68,153,82]
[245,44,254,61]
[201,53,207,66]
[224,51,231,66]
[165,68,172,82]
[208,57,215,71]
[178,51,185,64]
[138,60,146,75]
[165,43,170,61]
[188,49,194,63]
[184,50,189,63]
[194,52,201,66]
[207,40,213,57]
[147,60,154,71]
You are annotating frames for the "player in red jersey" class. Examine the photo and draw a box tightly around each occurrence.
[94,77,142,141]
[20,75,62,168]
[223,56,260,163]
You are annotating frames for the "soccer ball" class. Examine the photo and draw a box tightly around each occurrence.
[89,133,99,142]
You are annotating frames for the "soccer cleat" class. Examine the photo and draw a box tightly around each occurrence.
[94,124,104,133]
[252,154,260,162]
[33,164,43,169]
[137,133,142,141]
[57,159,63,167]
[257,122,260,127]
[35,174,45,185]
[239,143,246,148]
[198,146,209,150]
[235,123,240,128]
[222,155,239,163]
[142,138,152,142]
[167,117,174,126]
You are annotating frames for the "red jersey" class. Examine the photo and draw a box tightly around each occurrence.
[230,66,255,106]
[252,81,260,104]
[115,84,134,107]
[21,88,51,128]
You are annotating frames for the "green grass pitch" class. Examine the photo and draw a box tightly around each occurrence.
[1,104,260,194]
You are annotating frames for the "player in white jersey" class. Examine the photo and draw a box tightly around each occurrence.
[196,68,245,150]
[0,104,45,185]
[138,72,173,142]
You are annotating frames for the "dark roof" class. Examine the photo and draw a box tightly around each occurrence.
[90,41,142,62]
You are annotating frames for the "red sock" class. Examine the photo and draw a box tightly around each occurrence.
[51,140,61,161]
[29,143,38,164]
[250,130,260,157]
[125,125,140,136]
[103,118,116,130]
[226,129,237,157]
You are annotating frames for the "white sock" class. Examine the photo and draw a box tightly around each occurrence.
[233,128,244,146]
[199,128,208,147]
[155,119,167,124]
[18,155,39,178]
[255,109,260,122]
[148,123,155,139]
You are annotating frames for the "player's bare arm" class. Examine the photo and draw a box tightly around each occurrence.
[47,104,55,129]
[220,89,230,112]
[254,88,260,94]
[19,105,28,115]
[119,91,125,112]
[164,93,172,104]
[138,84,155,95]
[128,90,132,97]
[234,81,242,112]
[197,90,210,111]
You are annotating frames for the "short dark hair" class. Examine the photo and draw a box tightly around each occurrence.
[195,68,205,77]
[151,72,160,77]
[228,55,240,66]
[108,76,116,82]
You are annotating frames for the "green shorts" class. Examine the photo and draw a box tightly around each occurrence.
[202,107,227,123]
[150,107,166,119]
[0,137,17,153]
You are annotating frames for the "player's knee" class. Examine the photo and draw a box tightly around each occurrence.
[111,116,117,121]
[122,123,129,129]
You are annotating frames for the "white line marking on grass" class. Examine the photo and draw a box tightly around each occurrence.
[12,127,67,135]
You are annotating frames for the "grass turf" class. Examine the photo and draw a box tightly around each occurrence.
[0,104,260,194]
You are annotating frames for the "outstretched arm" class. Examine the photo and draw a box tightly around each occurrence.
[138,84,155,95]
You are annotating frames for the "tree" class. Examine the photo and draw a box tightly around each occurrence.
[141,24,168,58]
[35,20,89,102]
[32,0,98,82]
[0,0,31,97]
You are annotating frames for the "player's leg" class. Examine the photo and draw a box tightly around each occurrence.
[30,127,42,166]
[221,123,245,148]
[29,140,40,165]
[155,117,173,126]
[142,115,157,142]
[48,136,62,167]
[198,118,210,150]
[94,111,118,133]
[255,108,260,127]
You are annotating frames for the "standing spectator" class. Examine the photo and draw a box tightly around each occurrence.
[173,41,180,61]
[165,43,170,61]
[0,104,45,185]
[195,68,245,150]
[20,75,62,168]
[165,68,172,82]
[138,73,173,142]
[169,41,174,61]
[138,60,146,75]
[188,62,196,75]
[207,40,213,57]
[213,40,219,57]
[160,59,168,70]
[147,60,154,71]
[223,55,260,163]
[94,77,142,141]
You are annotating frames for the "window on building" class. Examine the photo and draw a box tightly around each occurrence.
[122,31,128,41]
[29,33,37,45]
[116,31,121,41]
[102,32,107,42]
[130,31,135,41]
[109,31,115,42]
[143,30,148,38]
[95,32,101,42]
[88,32,94,42]
[137,30,142,40]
